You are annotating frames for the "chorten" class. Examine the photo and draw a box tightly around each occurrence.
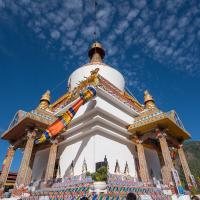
[0,42,196,198]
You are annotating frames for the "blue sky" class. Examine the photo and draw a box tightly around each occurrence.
[0,0,199,172]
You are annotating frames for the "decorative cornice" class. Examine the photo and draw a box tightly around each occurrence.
[30,109,55,123]
[128,109,191,141]
[98,76,143,112]
[129,110,164,130]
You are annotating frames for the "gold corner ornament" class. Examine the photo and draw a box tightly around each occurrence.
[41,90,51,102]
[38,90,51,110]
[144,90,154,102]
[144,90,156,109]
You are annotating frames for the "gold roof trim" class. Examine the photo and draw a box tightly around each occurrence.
[123,91,144,111]
[128,110,191,140]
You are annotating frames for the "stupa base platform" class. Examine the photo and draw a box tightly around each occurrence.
[9,175,181,199]
[17,184,172,200]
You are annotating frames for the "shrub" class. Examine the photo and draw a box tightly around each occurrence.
[91,166,107,182]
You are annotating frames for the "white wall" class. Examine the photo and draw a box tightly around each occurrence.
[95,96,135,124]
[56,93,136,125]
[94,133,137,177]
[57,132,137,178]
[58,135,95,177]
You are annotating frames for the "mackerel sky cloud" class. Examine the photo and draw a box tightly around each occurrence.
[1,0,200,80]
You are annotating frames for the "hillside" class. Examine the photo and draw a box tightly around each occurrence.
[177,140,200,188]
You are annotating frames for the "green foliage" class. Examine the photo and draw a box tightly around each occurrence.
[91,166,107,182]
[176,141,200,189]
[196,177,200,187]
[190,187,200,195]
[184,141,200,189]
[86,172,91,177]
[179,166,187,188]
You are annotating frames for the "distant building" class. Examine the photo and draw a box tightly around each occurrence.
[0,171,17,191]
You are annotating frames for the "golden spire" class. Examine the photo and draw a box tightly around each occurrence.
[88,42,105,63]
[38,90,51,109]
[144,90,156,109]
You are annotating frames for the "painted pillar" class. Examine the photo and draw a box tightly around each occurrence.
[44,140,58,182]
[0,145,15,188]
[136,140,150,183]
[156,130,174,185]
[15,130,36,187]
[24,151,35,186]
[178,144,193,188]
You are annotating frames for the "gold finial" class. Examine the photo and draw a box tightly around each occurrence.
[88,41,105,63]
[38,90,51,109]
[144,90,156,109]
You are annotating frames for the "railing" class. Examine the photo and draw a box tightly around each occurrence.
[166,110,185,129]
[8,110,27,129]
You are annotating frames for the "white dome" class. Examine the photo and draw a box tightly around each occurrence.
[68,62,125,91]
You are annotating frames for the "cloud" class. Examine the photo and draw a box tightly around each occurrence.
[0,0,5,8]
[1,0,200,90]
[137,0,147,9]
[50,30,60,40]
[127,9,139,21]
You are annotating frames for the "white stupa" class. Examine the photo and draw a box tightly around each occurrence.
[31,42,162,181]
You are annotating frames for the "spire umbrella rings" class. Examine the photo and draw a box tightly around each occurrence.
[35,86,96,144]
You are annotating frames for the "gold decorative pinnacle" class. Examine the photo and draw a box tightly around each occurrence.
[144,90,156,109]
[38,90,51,109]
[91,42,103,49]
[144,90,154,102]
[41,90,50,102]
[88,41,105,63]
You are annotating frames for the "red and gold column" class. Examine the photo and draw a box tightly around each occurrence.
[156,129,174,185]
[178,144,193,188]
[15,130,36,187]
[24,151,35,186]
[136,140,150,183]
[0,145,15,188]
[44,139,58,182]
